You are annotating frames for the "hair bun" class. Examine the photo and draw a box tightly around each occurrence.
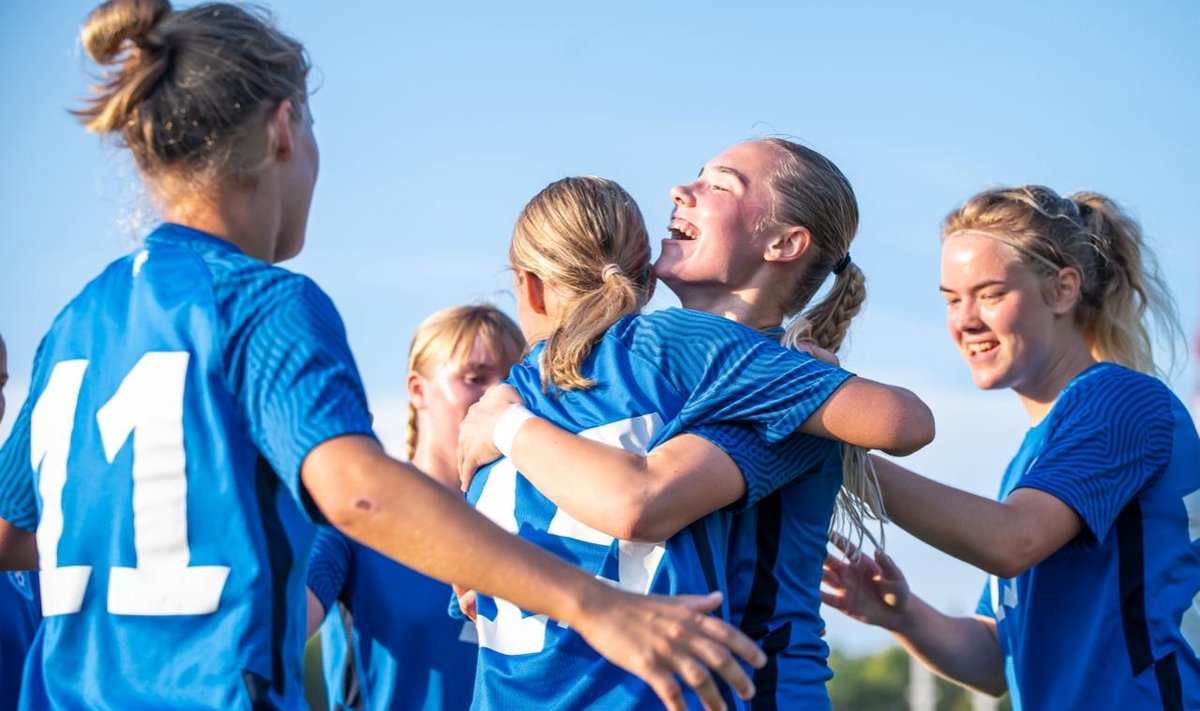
[81,0,171,64]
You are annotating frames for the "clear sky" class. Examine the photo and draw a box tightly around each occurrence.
[1,0,1197,654]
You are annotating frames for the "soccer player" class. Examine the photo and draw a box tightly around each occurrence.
[456,174,933,709]
[0,2,767,709]
[0,334,40,711]
[456,139,920,709]
[821,186,1200,709]
[307,305,524,710]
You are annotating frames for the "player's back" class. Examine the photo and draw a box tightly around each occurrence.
[6,225,323,709]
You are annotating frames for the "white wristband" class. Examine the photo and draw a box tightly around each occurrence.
[493,403,536,459]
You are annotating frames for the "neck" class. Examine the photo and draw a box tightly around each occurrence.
[162,180,281,263]
[669,282,786,331]
[411,439,459,491]
[1015,337,1097,425]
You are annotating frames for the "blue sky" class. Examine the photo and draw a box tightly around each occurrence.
[1,0,1197,653]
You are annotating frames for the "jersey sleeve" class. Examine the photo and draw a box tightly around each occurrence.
[1012,367,1173,543]
[224,274,375,509]
[0,394,39,531]
[631,310,853,444]
[307,524,353,614]
[687,423,839,510]
[0,340,51,531]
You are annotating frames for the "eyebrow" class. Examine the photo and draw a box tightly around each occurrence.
[939,279,1007,293]
[698,165,749,188]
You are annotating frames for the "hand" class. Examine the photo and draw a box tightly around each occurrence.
[572,588,766,711]
[790,339,840,367]
[457,384,524,491]
[821,532,910,632]
[453,583,477,621]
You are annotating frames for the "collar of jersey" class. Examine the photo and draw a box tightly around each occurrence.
[146,222,245,255]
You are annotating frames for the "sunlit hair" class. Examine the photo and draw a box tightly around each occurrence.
[509,176,653,391]
[405,305,525,461]
[74,0,310,200]
[943,185,1184,375]
[756,138,887,547]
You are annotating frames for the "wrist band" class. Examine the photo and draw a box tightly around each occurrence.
[493,403,536,459]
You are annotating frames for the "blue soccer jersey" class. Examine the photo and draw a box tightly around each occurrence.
[0,223,374,709]
[0,572,40,711]
[975,363,1200,710]
[464,307,852,710]
[308,524,478,711]
[700,426,841,711]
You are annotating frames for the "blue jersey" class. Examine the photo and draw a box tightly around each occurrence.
[701,426,840,711]
[976,363,1200,710]
[465,308,852,710]
[0,223,374,710]
[308,525,478,710]
[0,573,40,711]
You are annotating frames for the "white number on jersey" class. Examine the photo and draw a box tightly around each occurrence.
[474,413,665,655]
[31,354,230,617]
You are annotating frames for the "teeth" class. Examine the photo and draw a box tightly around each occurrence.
[966,342,997,354]
[668,219,698,240]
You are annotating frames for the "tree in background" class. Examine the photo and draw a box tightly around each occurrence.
[828,647,1013,711]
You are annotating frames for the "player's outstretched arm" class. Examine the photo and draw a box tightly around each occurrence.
[822,533,1006,697]
[302,434,766,711]
[871,456,1082,578]
[0,518,35,571]
[457,385,743,542]
[799,376,935,456]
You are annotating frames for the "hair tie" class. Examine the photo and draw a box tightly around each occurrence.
[832,253,852,275]
[601,263,623,280]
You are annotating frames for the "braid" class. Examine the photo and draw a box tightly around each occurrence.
[405,403,418,461]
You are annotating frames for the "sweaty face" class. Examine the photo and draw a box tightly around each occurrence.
[655,141,779,293]
[413,336,508,458]
[940,232,1059,394]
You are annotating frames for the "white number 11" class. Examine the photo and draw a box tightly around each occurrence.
[30,352,229,617]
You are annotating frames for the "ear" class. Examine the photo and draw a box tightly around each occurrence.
[272,100,296,161]
[1049,266,1083,315]
[519,270,548,315]
[763,225,812,264]
[406,371,426,410]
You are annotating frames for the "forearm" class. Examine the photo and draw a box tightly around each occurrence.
[890,594,1006,696]
[0,518,36,571]
[873,456,1072,578]
[805,378,935,456]
[306,437,600,627]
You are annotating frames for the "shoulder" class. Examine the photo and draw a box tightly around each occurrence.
[1054,363,1171,424]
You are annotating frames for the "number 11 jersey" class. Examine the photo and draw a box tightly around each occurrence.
[0,223,375,710]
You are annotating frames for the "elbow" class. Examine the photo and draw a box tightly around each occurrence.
[306,461,382,539]
[606,493,679,543]
[881,393,935,456]
[983,535,1042,580]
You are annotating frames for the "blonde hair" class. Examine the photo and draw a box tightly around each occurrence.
[943,185,1184,376]
[74,0,310,198]
[405,305,525,460]
[757,138,887,546]
[509,176,653,391]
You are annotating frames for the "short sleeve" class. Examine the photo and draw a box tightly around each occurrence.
[308,525,353,613]
[225,275,375,506]
[688,423,839,510]
[1012,367,1173,542]
[0,340,51,531]
[630,310,853,444]
[0,395,39,531]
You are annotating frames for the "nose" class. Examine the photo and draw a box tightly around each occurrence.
[950,298,983,333]
[670,183,694,207]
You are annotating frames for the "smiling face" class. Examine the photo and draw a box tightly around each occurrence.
[655,141,781,295]
[940,232,1065,394]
